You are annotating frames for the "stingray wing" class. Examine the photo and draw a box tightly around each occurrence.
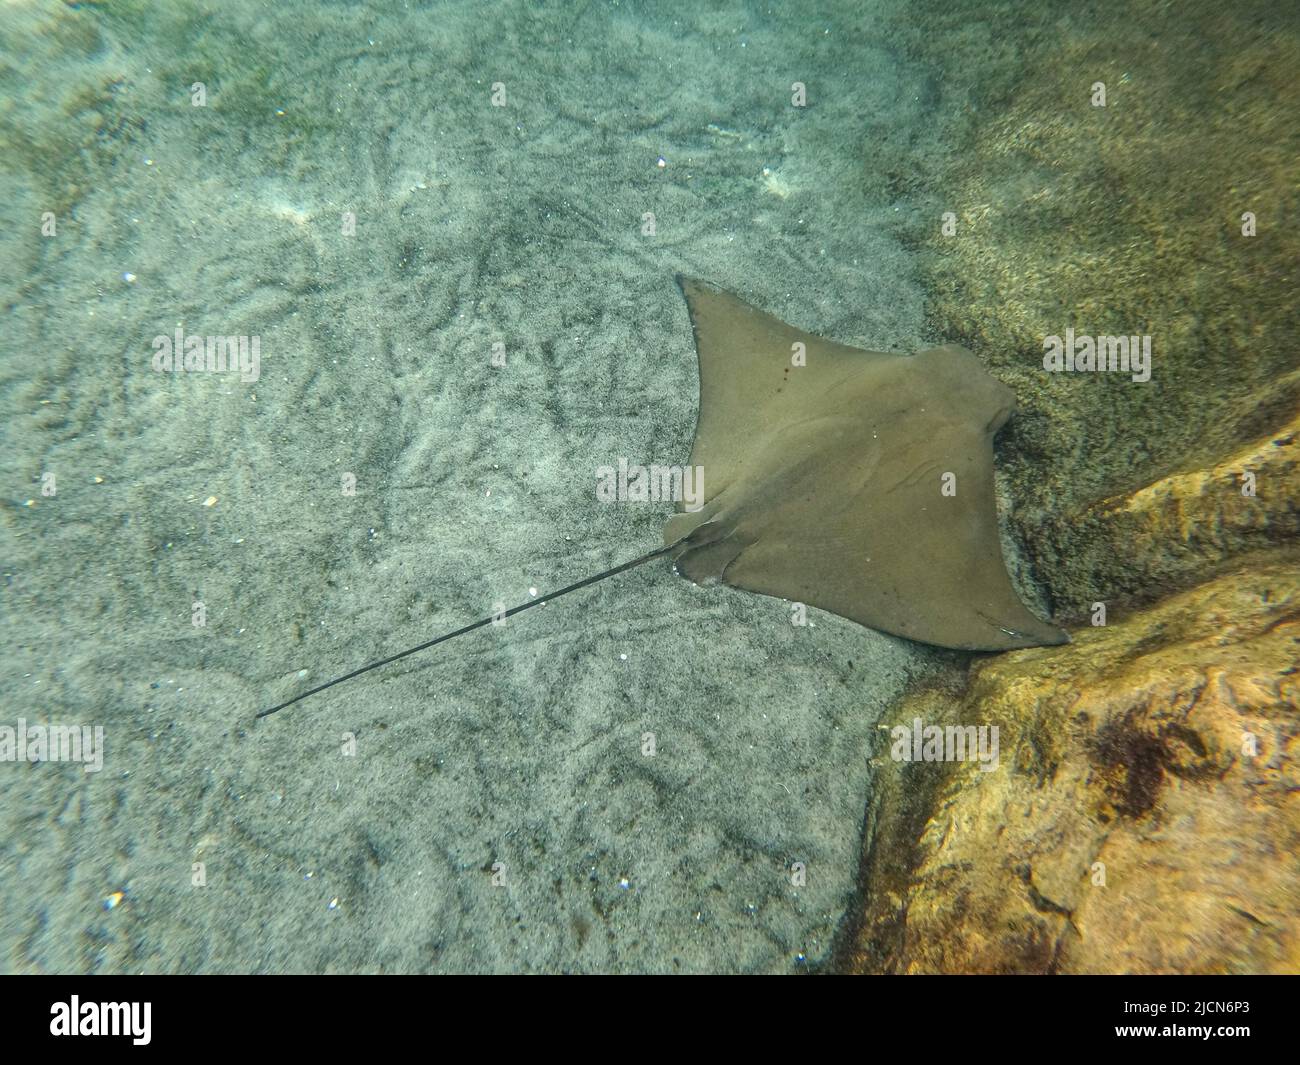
[671,277,1068,652]
[720,411,1070,651]
[676,276,898,497]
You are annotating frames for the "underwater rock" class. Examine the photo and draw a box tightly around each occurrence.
[884,0,1300,618]
[840,550,1299,974]
[839,4,1300,973]
[1047,408,1300,614]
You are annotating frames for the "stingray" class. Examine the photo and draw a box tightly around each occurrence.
[257,277,1066,719]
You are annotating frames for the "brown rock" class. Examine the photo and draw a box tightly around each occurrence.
[1047,408,1300,616]
[839,551,1300,974]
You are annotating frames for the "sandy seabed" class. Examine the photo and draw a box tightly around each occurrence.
[0,0,993,973]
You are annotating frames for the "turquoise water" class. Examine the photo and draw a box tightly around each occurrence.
[3,0,956,974]
[3,1,1291,974]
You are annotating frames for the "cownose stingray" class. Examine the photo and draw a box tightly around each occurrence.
[257,276,1066,719]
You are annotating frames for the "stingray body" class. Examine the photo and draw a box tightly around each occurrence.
[666,277,1067,651]
[257,277,1065,719]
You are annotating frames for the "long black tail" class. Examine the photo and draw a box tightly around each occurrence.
[255,541,678,720]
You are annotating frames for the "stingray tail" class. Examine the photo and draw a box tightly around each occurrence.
[255,540,681,721]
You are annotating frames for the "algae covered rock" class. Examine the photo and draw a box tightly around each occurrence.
[841,551,1299,974]
[882,0,1300,618]
[837,1,1300,975]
